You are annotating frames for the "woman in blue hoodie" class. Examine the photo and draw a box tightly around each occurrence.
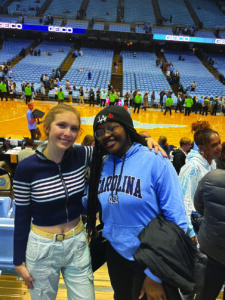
[87,106,187,300]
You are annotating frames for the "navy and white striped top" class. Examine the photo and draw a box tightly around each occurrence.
[13,143,93,266]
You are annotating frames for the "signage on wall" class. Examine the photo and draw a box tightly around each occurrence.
[1,22,225,44]
[0,22,85,34]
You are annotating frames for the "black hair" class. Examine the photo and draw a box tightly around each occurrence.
[86,127,147,239]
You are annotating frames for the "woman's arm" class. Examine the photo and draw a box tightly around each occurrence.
[179,164,199,238]
[13,163,33,284]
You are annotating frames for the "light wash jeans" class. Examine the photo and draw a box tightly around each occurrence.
[26,229,94,300]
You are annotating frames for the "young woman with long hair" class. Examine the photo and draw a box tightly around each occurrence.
[86,106,187,300]
[13,104,94,300]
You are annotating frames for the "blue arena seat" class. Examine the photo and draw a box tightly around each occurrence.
[0,197,11,218]
[0,218,15,275]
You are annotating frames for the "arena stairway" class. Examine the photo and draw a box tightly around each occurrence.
[59,51,77,79]
[194,51,220,82]
[156,52,180,96]
[111,53,123,95]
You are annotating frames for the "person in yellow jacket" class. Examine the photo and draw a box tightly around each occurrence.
[0,80,8,101]
[202,97,210,116]
[133,90,142,114]
[109,90,116,106]
[25,83,32,104]
[164,96,173,115]
[184,96,193,116]
[57,88,64,104]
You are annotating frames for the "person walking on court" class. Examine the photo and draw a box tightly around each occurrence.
[164,95,173,115]
[57,88,64,104]
[184,96,193,116]
[89,88,95,106]
[133,90,142,114]
[202,97,210,116]
[25,83,32,104]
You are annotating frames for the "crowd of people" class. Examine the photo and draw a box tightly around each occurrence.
[1,64,225,118]
[0,95,224,299]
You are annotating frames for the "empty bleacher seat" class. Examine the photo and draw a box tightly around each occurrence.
[124,0,156,23]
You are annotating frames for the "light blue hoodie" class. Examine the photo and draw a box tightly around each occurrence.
[98,143,187,283]
[179,150,216,237]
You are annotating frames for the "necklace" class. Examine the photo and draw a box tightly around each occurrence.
[108,154,126,205]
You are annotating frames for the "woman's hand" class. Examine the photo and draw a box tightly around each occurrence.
[15,264,34,289]
[139,276,167,300]
[146,138,168,158]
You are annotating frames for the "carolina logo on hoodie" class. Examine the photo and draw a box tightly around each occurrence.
[98,175,142,202]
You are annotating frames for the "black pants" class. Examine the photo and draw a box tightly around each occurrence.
[26,95,31,104]
[106,242,147,300]
[212,107,217,115]
[164,106,172,115]
[89,98,94,106]
[185,107,191,116]
[101,99,106,107]
[1,92,8,101]
[195,255,225,300]
[175,104,182,113]
[133,103,141,114]
[202,106,208,116]
[195,104,202,114]
[30,128,41,140]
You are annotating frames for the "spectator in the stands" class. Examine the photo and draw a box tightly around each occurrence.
[215,142,225,170]
[20,47,26,58]
[172,137,192,174]
[191,81,197,91]
[8,68,12,79]
[158,136,173,158]
[100,89,107,107]
[88,70,92,80]
[73,49,78,58]
[194,169,225,300]
[18,138,36,162]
